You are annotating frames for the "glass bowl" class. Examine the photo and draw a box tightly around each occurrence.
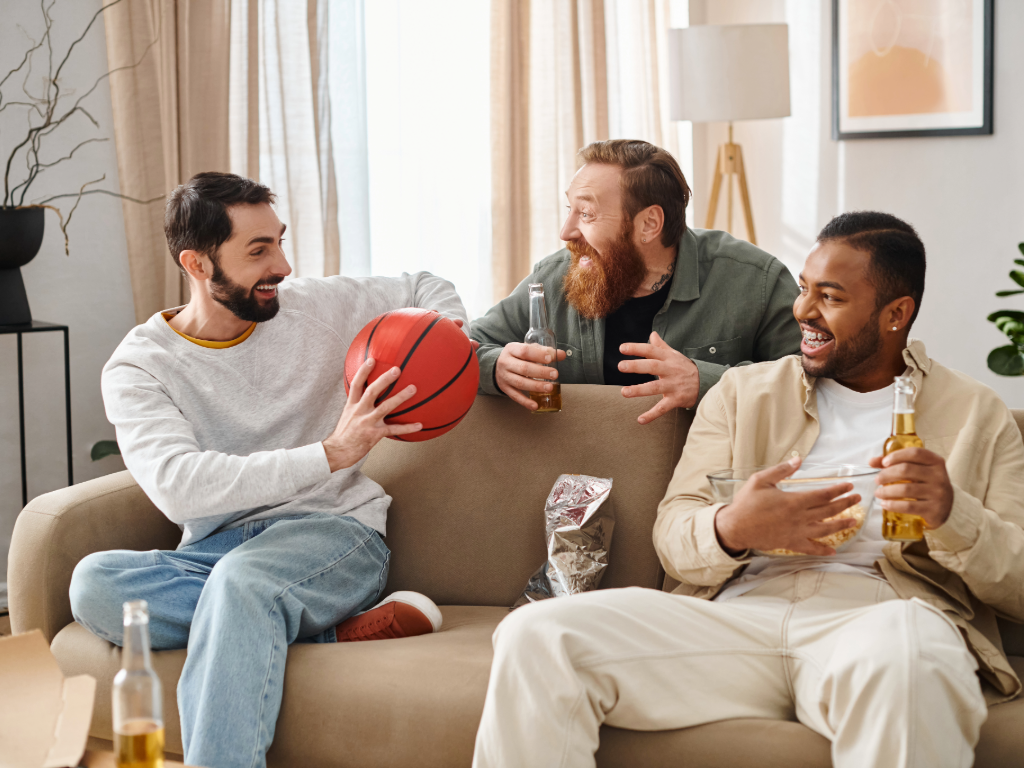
[707,463,879,556]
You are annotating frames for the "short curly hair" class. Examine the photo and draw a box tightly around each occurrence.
[817,211,926,326]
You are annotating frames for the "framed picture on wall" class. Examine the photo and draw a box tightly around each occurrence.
[832,0,993,139]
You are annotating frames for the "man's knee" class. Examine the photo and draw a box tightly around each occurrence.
[70,551,140,643]
[493,589,639,659]
[833,600,978,686]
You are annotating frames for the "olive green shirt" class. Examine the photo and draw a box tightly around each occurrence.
[471,228,802,405]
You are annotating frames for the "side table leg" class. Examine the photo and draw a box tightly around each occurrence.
[64,328,73,487]
[17,331,27,508]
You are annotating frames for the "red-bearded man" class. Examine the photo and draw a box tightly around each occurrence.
[471,139,802,422]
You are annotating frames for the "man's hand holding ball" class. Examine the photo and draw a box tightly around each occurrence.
[323,359,421,472]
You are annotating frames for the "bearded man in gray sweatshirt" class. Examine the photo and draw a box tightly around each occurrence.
[69,172,470,768]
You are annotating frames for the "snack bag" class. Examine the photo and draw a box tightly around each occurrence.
[512,474,614,610]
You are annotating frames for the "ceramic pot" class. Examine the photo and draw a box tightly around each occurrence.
[0,206,45,325]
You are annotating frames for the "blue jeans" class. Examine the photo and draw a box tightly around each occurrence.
[69,513,389,768]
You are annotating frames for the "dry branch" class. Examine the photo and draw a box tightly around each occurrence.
[0,0,157,255]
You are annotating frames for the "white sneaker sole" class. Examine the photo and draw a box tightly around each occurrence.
[373,591,443,633]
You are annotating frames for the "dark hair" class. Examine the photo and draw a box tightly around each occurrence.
[164,172,276,270]
[578,139,691,248]
[817,211,926,326]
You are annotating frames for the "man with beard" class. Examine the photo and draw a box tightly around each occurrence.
[69,172,469,768]
[472,212,1024,768]
[471,139,801,422]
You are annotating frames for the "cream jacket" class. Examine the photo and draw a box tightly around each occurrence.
[655,340,1024,703]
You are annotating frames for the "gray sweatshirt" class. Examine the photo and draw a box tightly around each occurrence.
[101,272,469,548]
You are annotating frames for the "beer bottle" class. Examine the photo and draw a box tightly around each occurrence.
[524,283,561,413]
[881,375,926,541]
[113,600,165,768]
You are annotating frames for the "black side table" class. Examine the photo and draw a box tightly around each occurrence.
[0,320,72,507]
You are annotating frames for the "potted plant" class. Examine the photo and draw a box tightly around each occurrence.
[0,0,153,326]
[986,243,1024,377]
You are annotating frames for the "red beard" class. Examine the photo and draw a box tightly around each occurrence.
[563,225,648,319]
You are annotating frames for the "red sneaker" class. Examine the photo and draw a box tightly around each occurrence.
[335,591,443,642]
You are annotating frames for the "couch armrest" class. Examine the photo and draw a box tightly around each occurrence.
[8,470,182,642]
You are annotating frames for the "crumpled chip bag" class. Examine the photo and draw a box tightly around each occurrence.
[512,474,614,610]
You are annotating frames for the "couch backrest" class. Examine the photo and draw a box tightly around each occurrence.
[362,385,692,607]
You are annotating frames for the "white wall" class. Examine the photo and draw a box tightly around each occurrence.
[1,0,136,600]
[688,0,1024,408]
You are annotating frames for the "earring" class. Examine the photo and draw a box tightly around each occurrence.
[892,326,898,331]
[642,238,647,243]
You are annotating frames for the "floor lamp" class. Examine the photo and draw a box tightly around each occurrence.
[668,24,791,246]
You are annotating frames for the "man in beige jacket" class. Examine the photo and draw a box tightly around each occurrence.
[472,212,1024,768]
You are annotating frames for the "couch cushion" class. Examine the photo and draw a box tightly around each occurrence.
[52,610,1024,768]
[53,606,503,766]
[362,385,692,606]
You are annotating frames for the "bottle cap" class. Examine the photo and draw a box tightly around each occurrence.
[123,599,150,625]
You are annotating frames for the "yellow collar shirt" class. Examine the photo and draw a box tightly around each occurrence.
[655,340,1024,703]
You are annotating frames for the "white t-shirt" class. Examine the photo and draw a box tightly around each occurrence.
[715,378,894,602]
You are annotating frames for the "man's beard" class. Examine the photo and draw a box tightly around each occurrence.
[563,224,648,319]
[209,257,282,323]
[800,312,883,381]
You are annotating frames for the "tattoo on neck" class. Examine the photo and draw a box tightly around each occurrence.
[650,265,674,293]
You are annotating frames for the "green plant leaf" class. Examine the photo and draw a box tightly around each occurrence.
[993,321,1024,345]
[988,314,1024,345]
[988,345,1024,376]
[1018,242,1024,256]
[1015,259,1024,268]
[90,440,121,461]
[1011,271,1024,288]
[988,310,1024,322]
[996,289,1024,297]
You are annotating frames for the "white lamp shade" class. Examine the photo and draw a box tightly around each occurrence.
[669,24,791,123]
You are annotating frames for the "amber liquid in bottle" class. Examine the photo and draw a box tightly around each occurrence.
[529,383,562,412]
[115,720,165,768]
[524,283,561,413]
[882,377,927,541]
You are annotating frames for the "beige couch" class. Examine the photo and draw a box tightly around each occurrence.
[9,385,1024,767]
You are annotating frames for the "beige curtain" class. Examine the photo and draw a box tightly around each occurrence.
[104,0,232,324]
[490,0,680,302]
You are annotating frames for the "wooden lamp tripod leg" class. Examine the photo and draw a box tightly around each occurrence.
[704,124,756,244]
[704,148,723,230]
[734,143,756,245]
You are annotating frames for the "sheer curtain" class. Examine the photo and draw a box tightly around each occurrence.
[229,0,492,315]
[229,0,340,279]
[360,0,492,319]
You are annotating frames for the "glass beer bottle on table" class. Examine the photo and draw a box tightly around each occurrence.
[114,600,165,768]
[882,375,926,541]
[525,283,561,413]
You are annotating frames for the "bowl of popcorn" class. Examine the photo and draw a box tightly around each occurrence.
[707,463,879,556]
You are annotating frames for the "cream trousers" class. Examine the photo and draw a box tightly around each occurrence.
[472,571,986,768]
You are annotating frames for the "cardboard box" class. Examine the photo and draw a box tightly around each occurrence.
[0,630,95,768]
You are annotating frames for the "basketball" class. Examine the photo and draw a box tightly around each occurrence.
[344,309,480,442]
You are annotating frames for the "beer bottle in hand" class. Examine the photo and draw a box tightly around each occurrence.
[881,375,926,541]
[525,283,561,413]
[114,600,165,768]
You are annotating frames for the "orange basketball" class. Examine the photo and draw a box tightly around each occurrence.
[344,309,480,442]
